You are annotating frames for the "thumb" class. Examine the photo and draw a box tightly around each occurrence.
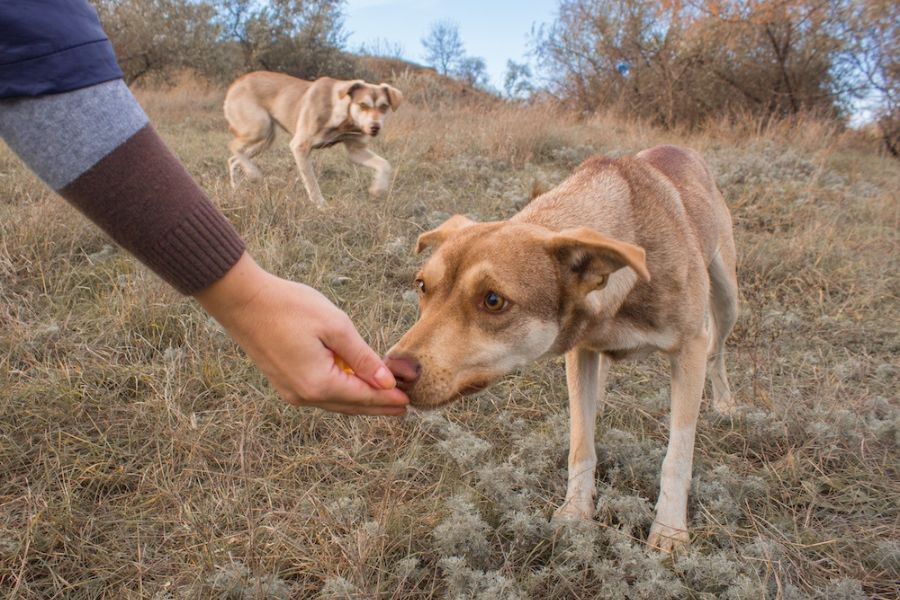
[323,317,397,390]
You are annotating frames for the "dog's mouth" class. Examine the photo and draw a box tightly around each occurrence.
[459,380,491,395]
[406,379,492,410]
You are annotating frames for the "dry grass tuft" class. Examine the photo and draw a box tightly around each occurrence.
[1,78,897,598]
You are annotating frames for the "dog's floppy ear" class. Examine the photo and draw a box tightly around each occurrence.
[416,214,474,254]
[546,227,650,293]
[339,80,366,99]
[381,84,403,111]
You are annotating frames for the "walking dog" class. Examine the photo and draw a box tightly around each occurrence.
[224,71,403,207]
[386,145,738,552]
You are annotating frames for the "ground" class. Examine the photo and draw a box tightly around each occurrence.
[0,73,897,599]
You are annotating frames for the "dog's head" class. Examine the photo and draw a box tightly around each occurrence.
[340,80,403,137]
[386,215,649,408]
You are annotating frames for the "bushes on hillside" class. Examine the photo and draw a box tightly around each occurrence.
[92,0,897,152]
[93,0,355,84]
[532,0,897,135]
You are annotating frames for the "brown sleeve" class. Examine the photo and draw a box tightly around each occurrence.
[59,124,245,294]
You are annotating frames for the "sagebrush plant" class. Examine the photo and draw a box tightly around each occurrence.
[0,73,897,599]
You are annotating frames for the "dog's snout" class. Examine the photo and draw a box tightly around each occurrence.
[370,124,381,135]
[384,355,420,391]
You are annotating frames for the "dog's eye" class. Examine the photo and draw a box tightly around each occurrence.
[377,104,389,113]
[483,291,508,312]
[414,278,426,293]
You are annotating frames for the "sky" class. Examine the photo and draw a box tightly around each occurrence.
[343,0,560,90]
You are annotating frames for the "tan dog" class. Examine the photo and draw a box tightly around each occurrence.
[386,145,738,552]
[224,71,403,207]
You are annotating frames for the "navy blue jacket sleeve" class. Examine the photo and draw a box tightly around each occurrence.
[0,0,123,98]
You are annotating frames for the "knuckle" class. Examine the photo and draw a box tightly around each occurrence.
[296,378,328,404]
[337,315,356,335]
[348,351,379,378]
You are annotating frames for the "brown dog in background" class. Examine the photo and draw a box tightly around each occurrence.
[224,71,403,207]
[386,145,739,552]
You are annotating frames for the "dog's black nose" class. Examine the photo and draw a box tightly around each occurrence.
[384,355,420,391]
[370,124,381,135]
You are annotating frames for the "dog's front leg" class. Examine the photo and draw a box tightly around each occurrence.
[345,141,392,198]
[553,349,608,522]
[649,332,707,552]
[289,136,326,208]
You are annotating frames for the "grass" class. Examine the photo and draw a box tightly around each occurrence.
[0,74,898,599]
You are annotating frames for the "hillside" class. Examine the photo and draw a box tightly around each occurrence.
[0,77,897,598]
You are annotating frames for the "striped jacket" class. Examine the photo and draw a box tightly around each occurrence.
[0,0,244,294]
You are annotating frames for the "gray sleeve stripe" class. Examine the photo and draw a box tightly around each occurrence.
[0,79,148,190]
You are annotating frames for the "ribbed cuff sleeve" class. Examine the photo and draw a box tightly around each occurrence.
[59,124,245,294]
[151,199,246,294]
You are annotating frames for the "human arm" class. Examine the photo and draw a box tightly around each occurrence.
[0,83,407,414]
[0,2,406,414]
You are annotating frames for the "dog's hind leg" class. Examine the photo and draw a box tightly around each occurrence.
[345,140,392,198]
[706,243,738,413]
[225,98,275,188]
[228,128,273,188]
[553,349,608,522]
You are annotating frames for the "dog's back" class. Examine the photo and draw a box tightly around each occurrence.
[635,145,734,266]
[520,145,731,275]
[224,71,312,135]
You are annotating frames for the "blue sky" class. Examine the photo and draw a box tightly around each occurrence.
[343,0,559,90]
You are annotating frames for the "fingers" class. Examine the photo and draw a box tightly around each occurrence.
[322,315,397,390]
[276,365,408,414]
[214,274,409,416]
[323,372,409,408]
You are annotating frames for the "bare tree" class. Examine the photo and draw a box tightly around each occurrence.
[842,0,899,154]
[504,60,534,99]
[422,20,465,76]
[358,37,405,60]
[455,56,490,89]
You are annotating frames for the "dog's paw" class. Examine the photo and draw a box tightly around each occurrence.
[368,185,389,199]
[647,521,689,553]
[712,394,738,415]
[551,496,594,524]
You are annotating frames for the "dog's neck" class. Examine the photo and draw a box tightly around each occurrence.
[513,161,645,355]
[512,161,637,242]
[334,118,363,134]
[549,266,642,355]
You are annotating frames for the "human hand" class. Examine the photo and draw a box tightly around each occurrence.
[195,253,409,415]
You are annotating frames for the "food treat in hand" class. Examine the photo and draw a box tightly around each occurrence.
[334,354,354,374]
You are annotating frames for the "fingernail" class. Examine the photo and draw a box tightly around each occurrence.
[374,365,396,388]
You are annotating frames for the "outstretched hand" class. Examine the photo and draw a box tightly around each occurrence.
[195,253,409,415]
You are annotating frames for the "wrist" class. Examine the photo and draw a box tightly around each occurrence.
[194,252,273,326]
